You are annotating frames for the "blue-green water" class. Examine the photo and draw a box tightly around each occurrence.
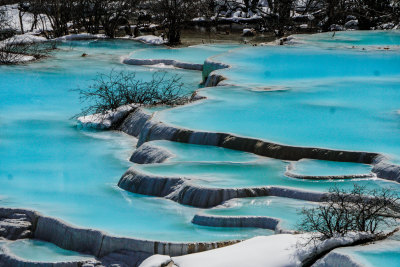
[0,40,267,241]
[292,30,400,47]
[1,32,400,263]
[291,159,372,177]
[158,53,400,161]
[0,239,94,262]
[143,140,260,163]
[204,196,316,230]
[136,160,398,192]
[333,240,400,267]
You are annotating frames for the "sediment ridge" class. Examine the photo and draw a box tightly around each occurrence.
[0,207,239,263]
[122,58,203,71]
[118,167,327,208]
[285,162,375,180]
[129,142,174,164]
[191,214,292,234]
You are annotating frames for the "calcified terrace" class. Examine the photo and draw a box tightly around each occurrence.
[1,31,400,266]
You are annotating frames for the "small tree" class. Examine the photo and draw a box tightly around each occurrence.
[151,0,205,45]
[299,184,400,241]
[75,70,190,117]
[96,0,139,38]
[31,0,74,38]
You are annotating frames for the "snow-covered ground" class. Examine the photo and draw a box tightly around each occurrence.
[131,35,166,45]
[140,233,375,267]
[55,33,108,41]
[1,32,47,46]
[77,105,136,130]
[0,53,34,63]
[0,4,52,33]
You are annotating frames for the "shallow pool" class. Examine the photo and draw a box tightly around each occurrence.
[290,159,372,177]
[0,40,267,241]
[292,30,400,47]
[158,75,400,161]
[135,160,398,192]
[1,32,400,258]
[204,196,316,230]
[333,240,400,267]
[1,239,94,263]
[142,140,260,163]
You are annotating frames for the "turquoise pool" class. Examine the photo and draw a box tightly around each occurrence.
[141,140,260,163]
[203,196,316,230]
[0,40,268,241]
[333,240,400,267]
[290,159,372,177]
[0,239,94,263]
[1,31,400,264]
[158,73,400,161]
[292,30,400,47]
[135,160,398,192]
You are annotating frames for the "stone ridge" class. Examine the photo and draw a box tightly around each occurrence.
[285,162,375,180]
[191,214,287,233]
[118,167,327,208]
[0,207,239,262]
[122,58,203,71]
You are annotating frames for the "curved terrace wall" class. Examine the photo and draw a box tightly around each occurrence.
[113,53,400,182]
[0,208,239,261]
[129,142,173,164]
[372,157,400,183]
[122,58,203,71]
[202,58,230,85]
[191,214,292,234]
[132,115,379,164]
[118,168,327,208]
[285,162,375,180]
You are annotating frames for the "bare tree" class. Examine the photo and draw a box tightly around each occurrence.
[31,0,73,37]
[75,70,190,118]
[0,36,56,64]
[151,0,206,45]
[299,184,400,241]
[97,0,139,38]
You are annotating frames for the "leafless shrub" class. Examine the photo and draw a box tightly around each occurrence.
[298,184,400,241]
[75,70,190,117]
[0,37,57,64]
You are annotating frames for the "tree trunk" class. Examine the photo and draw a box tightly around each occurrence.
[18,10,24,34]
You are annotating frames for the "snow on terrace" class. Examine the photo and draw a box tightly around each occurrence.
[132,35,166,45]
[140,233,375,267]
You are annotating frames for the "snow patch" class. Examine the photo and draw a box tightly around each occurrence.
[140,233,375,267]
[171,235,302,267]
[77,104,136,130]
[133,35,166,45]
[1,33,47,47]
[313,251,363,267]
[0,53,35,63]
[1,4,52,32]
[122,58,203,71]
[55,33,108,41]
[139,255,172,267]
